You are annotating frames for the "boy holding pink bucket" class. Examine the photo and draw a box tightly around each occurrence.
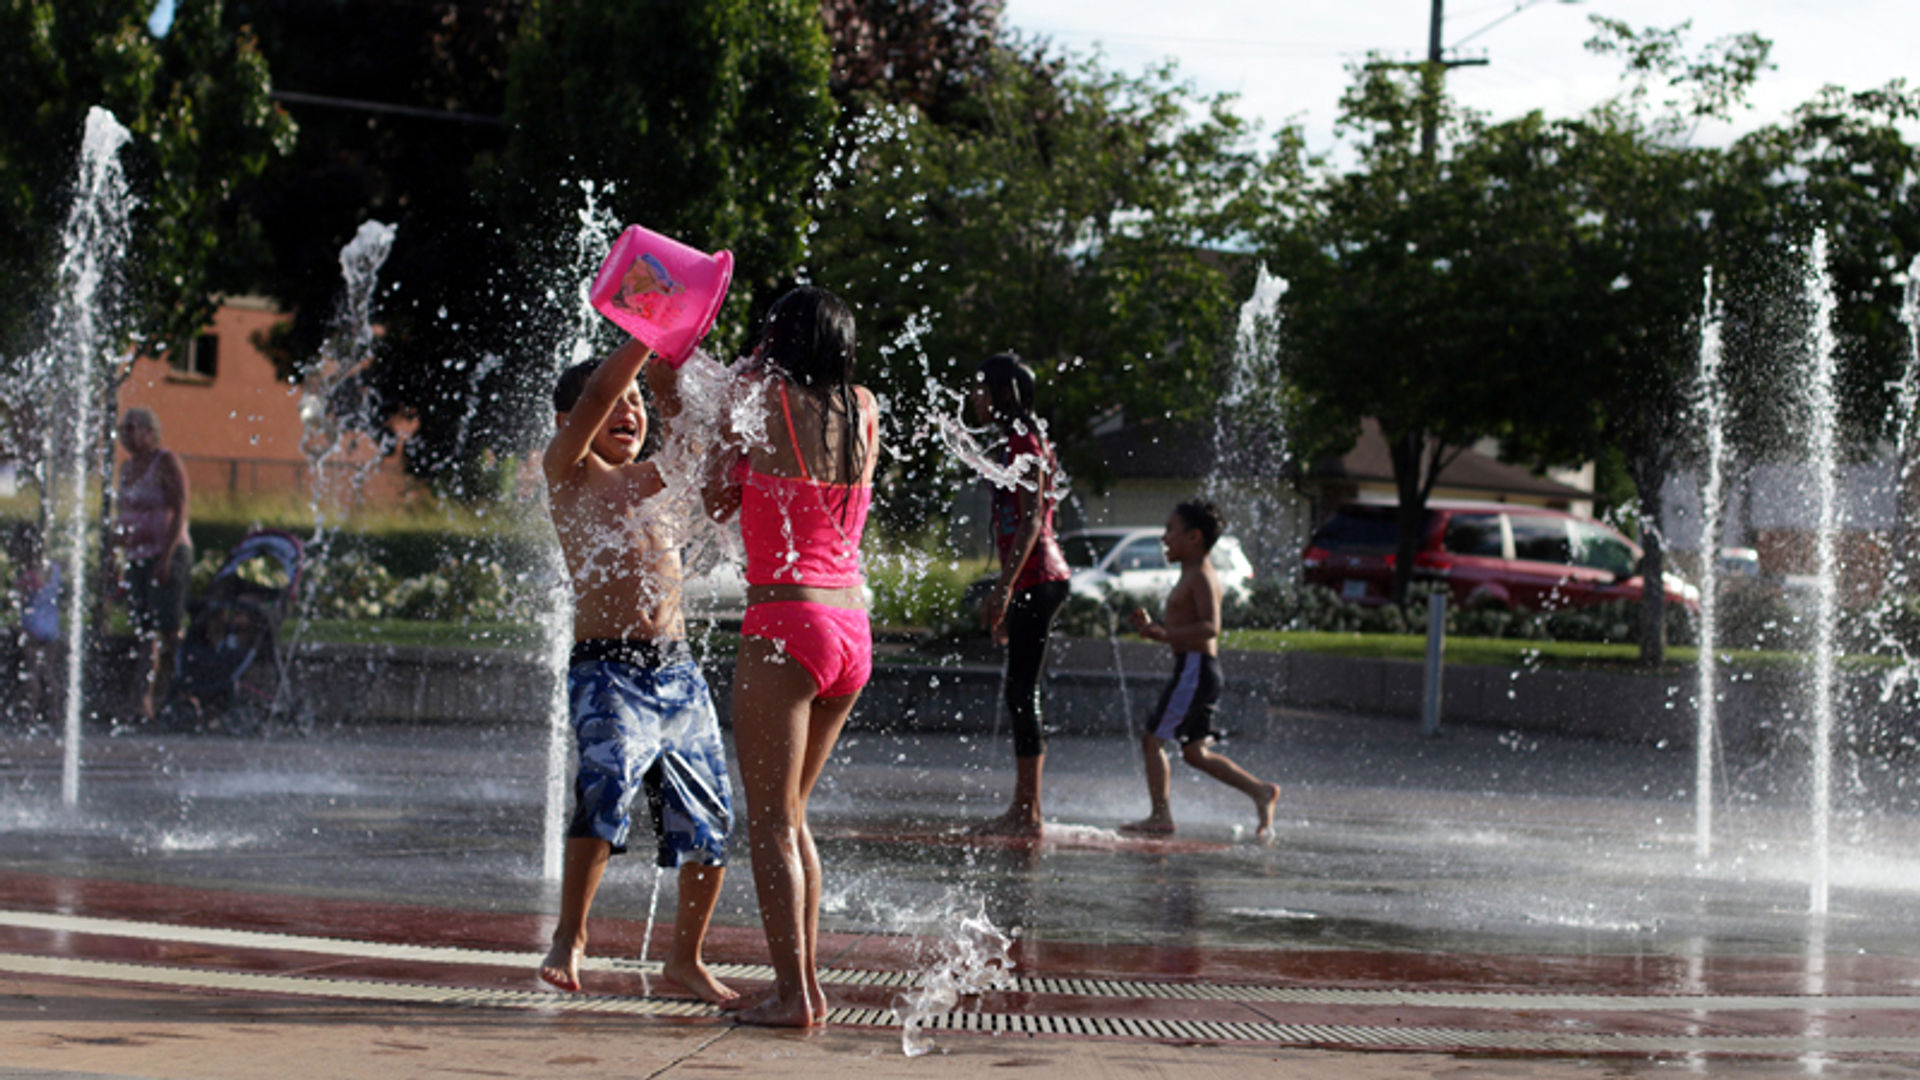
[537,228,737,1001]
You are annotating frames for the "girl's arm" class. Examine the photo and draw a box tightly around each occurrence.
[701,440,744,523]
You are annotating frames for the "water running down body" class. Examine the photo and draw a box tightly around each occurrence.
[709,287,880,1029]
[537,341,736,1005]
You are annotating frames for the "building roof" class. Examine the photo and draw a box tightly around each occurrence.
[1314,418,1590,500]
[1095,415,1589,500]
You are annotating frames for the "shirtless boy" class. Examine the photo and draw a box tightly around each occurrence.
[1121,500,1281,841]
[539,339,736,1003]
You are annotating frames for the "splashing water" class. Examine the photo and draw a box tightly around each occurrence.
[931,409,1051,494]
[888,889,1016,1057]
[535,180,623,879]
[39,107,135,805]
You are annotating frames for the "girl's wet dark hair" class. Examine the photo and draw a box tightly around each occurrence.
[761,286,856,389]
[976,353,1036,426]
[760,286,868,502]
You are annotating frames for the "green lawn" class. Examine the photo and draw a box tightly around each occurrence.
[298,619,546,651]
[1221,628,1893,673]
[46,607,1896,676]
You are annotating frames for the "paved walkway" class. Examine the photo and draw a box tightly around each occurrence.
[5,866,1920,1077]
[5,713,1920,1076]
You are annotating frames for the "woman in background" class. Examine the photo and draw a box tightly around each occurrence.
[114,407,191,723]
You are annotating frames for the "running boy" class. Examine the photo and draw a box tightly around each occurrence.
[539,339,736,1003]
[1121,500,1281,841]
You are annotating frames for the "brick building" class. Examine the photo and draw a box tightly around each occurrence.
[115,297,413,509]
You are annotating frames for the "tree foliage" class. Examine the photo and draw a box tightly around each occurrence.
[238,0,532,494]
[808,47,1288,524]
[0,0,294,358]
[498,0,836,348]
[1276,60,1589,605]
[819,0,1002,123]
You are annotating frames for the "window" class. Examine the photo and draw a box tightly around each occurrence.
[1442,514,1504,557]
[1572,522,1638,576]
[1310,507,1424,555]
[1509,515,1572,564]
[1061,534,1122,569]
[1113,539,1167,572]
[169,333,218,379]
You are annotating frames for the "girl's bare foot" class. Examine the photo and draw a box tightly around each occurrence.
[1118,815,1175,836]
[968,809,1042,838]
[1254,782,1281,843]
[721,985,827,1026]
[726,984,814,1028]
[662,954,738,1004]
[538,942,583,993]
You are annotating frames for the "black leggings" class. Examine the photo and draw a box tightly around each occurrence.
[1003,579,1069,759]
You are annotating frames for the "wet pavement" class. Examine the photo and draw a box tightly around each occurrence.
[4,702,1920,1074]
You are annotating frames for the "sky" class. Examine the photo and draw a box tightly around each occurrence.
[1002,0,1918,155]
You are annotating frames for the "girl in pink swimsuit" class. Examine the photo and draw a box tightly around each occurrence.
[708,286,878,1028]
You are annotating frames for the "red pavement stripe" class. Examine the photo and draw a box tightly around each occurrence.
[11,912,1920,1051]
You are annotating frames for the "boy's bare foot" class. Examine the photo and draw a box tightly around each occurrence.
[1254,782,1281,843]
[968,810,1042,838]
[1118,816,1175,836]
[662,954,738,1004]
[538,942,583,993]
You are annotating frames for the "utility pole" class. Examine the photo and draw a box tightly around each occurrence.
[1418,0,1487,161]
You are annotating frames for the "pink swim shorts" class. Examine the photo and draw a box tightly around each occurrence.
[740,601,873,699]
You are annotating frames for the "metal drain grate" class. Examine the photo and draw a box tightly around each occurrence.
[6,952,1920,1058]
[10,909,1918,1016]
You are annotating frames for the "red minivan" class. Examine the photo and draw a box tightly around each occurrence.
[1301,501,1699,612]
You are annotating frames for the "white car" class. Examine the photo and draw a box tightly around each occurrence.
[1059,527,1254,604]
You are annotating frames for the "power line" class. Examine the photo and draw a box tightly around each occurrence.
[1018,25,1370,53]
[270,90,502,127]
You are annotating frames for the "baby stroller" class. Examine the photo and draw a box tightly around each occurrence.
[159,530,305,735]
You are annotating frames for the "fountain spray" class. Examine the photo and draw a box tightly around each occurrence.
[1691,270,1728,859]
[42,107,135,806]
[1881,260,1920,712]
[1204,263,1291,571]
[1802,231,1842,916]
[280,221,397,721]
[538,181,622,880]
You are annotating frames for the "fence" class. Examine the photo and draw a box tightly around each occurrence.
[178,453,416,508]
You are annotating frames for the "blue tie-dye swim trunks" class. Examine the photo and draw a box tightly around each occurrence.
[566,638,732,867]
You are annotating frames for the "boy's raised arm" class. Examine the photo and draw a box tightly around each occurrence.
[543,340,653,485]
[645,355,684,442]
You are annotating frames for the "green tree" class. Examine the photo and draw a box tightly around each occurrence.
[1277,62,1589,607]
[819,0,1002,123]
[497,0,836,353]
[238,0,533,495]
[807,47,1287,525]
[0,0,294,359]
[1719,82,1920,452]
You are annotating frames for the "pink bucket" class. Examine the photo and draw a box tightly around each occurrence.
[589,225,733,368]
